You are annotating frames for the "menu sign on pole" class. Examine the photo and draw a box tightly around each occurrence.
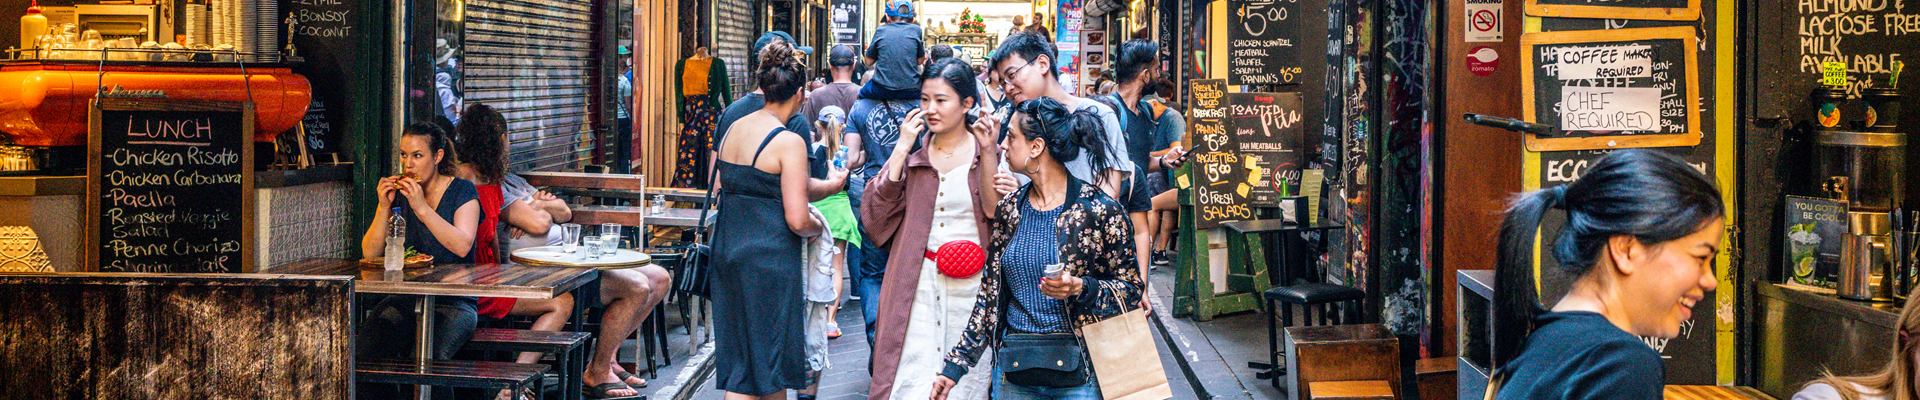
[1227,92,1305,206]
[1521,26,1701,151]
[1183,79,1251,229]
[1226,0,1301,85]
[86,99,256,273]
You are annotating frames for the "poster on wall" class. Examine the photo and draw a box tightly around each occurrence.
[1526,0,1699,21]
[1058,0,1084,95]
[1081,30,1105,94]
[831,0,861,45]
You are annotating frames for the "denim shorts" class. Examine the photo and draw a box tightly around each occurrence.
[990,354,1103,400]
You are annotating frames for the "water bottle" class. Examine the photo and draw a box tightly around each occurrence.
[833,145,849,169]
[384,207,406,270]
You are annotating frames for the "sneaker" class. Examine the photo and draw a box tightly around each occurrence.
[1152,250,1172,266]
[827,321,843,340]
[849,294,862,301]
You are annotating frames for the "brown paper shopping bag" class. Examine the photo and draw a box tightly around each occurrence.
[1083,305,1173,400]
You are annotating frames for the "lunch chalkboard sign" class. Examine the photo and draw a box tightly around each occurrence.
[1526,0,1698,21]
[1522,26,1701,152]
[1227,92,1305,206]
[86,99,256,273]
[1226,0,1302,85]
[1183,79,1252,229]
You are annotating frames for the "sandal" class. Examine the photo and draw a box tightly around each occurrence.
[615,371,649,388]
[582,382,640,399]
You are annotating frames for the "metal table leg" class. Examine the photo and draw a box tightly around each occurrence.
[416,294,437,400]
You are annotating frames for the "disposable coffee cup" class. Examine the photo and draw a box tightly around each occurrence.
[1044,263,1066,280]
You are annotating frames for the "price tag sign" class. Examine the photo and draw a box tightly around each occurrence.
[1822,62,1848,87]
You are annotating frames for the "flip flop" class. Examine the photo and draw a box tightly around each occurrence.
[614,371,649,388]
[582,382,640,399]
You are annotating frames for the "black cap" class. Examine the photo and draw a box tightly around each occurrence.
[829,44,856,66]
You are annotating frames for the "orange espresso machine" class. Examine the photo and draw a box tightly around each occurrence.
[0,60,311,174]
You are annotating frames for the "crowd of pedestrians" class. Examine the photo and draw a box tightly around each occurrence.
[702,1,1184,399]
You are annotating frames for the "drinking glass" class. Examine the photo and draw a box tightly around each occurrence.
[582,231,603,259]
[561,223,582,253]
[601,223,621,254]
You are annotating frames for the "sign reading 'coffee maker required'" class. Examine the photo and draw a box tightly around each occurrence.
[1522,26,1701,151]
[86,99,256,273]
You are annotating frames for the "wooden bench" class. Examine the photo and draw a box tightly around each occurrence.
[463,328,592,400]
[356,358,548,392]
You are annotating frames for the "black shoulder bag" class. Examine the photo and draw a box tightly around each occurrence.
[675,158,722,299]
[994,179,1092,388]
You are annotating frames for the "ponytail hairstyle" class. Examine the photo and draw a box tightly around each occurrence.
[757,41,809,104]
[455,103,509,184]
[403,121,458,176]
[1492,149,1722,368]
[1012,97,1115,187]
[921,57,981,109]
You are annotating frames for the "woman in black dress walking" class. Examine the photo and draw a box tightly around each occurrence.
[711,41,827,400]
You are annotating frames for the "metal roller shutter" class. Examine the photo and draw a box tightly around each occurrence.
[714,0,756,101]
[466,0,597,172]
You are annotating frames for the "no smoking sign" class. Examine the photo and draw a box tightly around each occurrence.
[1465,0,1502,43]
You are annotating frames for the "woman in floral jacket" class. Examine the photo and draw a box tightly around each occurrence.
[930,97,1144,400]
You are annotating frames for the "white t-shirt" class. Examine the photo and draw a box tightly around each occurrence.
[498,173,567,255]
[1794,382,1889,400]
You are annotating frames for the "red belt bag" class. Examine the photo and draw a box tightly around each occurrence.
[926,240,985,279]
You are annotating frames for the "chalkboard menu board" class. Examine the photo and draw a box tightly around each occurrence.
[1526,0,1698,20]
[86,100,256,273]
[1227,92,1305,206]
[1522,26,1701,151]
[281,0,358,157]
[1184,79,1252,229]
[1226,0,1302,85]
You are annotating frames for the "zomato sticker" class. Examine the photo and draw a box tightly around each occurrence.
[1468,47,1498,76]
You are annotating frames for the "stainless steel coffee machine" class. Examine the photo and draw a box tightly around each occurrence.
[1820,129,1904,302]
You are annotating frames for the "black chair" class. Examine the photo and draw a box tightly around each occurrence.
[1235,198,1359,389]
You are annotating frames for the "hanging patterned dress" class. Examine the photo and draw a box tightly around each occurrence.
[674,55,732,188]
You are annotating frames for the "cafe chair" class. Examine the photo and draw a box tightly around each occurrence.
[1251,213,1362,388]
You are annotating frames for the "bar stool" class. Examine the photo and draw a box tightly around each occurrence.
[1248,207,1359,389]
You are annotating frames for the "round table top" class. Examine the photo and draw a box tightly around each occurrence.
[510,246,652,269]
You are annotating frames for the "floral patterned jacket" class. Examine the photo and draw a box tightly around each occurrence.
[939,178,1145,380]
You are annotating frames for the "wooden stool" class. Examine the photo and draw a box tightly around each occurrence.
[1309,380,1396,400]
[1286,324,1401,400]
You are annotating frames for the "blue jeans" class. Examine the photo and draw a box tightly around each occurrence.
[846,186,888,349]
[991,359,1104,400]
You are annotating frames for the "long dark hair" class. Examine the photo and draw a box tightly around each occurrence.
[403,121,457,176]
[921,57,980,108]
[455,103,508,184]
[1492,149,1722,367]
[1012,97,1114,186]
[757,41,809,103]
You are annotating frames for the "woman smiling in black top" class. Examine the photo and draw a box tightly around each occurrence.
[1491,149,1725,400]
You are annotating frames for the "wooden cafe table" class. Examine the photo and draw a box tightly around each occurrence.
[276,258,599,399]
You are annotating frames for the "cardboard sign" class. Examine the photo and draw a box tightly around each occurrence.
[1521,26,1701,151]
